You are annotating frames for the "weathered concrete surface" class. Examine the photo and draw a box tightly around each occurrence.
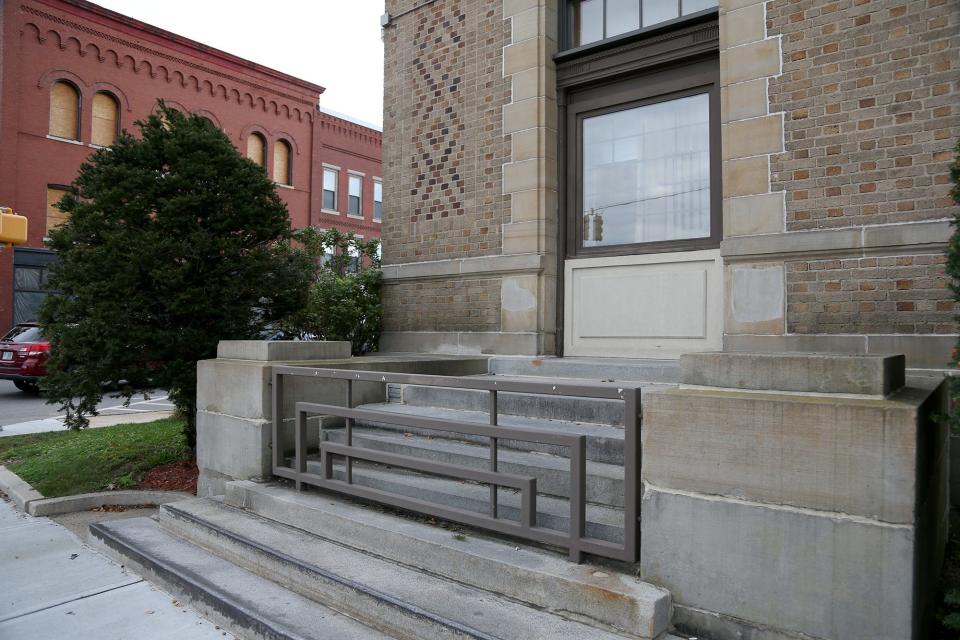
[224,480,671,636]
[642,386,925,523]
[641,355,947,640]
[641,486,914,640]
[196,412,271,497]
[0,499,230,640]
[28,489,194,517]
[680,351,905,395]
[158,497,665,639]
[0,465,43,510]
[216,339,351,361]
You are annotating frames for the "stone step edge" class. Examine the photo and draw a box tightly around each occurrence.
[159,501,500,640]
[89,519,325,640]
[225,480,671,638]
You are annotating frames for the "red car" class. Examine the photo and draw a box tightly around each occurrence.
[0,323,49,393]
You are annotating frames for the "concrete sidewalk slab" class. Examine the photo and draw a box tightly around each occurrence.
[0,581,229,640]
[0,497,232,639]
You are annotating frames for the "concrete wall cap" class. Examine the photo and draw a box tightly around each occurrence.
[680,351,906,396]
[216,340,352,361]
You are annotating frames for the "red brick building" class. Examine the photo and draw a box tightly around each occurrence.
[0,0,382,330]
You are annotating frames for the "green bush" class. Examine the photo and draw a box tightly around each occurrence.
[279,227,382,355]
[39,104,310,447]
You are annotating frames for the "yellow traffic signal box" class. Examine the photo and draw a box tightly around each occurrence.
[0,207,28,245]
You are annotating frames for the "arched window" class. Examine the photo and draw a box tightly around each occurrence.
[49,81,80,140]
[246,132,266,168]
[273,139,292,185]
[91,92,119,147]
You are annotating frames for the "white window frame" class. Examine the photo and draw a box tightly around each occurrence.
[322,164,340,215]
[373,177,383,223]
[347,172,364,219]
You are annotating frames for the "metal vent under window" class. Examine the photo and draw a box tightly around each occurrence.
[386,383,402,403]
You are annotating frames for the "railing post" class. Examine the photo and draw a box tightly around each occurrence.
[271,370,283,473]
[569,435,586,564]
[346,378,353,484]
[623,386,641,562]
[489,389,498,518]
[295,406,306,491]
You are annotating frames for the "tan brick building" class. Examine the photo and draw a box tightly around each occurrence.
[380,0,959,368]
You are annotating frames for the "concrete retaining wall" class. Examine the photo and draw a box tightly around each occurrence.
[641,351,949,640]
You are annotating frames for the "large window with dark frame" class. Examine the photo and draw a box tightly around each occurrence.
[559,2,719,257]
[567,0,718,49]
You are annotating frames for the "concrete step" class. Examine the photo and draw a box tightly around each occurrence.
[224,481,672,638]
[321,426,625,507]
[397,383,630,427]
[317,459,625,543]
[354,402,626,464]
[157,497,654,640]
[487,356,680,383]
[88,516,391,640]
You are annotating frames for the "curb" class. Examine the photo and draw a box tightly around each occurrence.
[0,465,193,516]
[0,465,44,510]
[29,490,195,516]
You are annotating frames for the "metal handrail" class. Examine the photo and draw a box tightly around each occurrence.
[271,365,641,563]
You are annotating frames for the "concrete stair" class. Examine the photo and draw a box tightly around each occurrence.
[321,424,624,506]
[89,482,676,640]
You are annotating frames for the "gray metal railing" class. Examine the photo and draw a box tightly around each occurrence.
[271,366,641,563]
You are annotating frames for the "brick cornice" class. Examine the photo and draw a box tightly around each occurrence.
[20,3,318,117]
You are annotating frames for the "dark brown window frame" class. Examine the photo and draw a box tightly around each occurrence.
[553,14,719,353]
[563,57,721,259]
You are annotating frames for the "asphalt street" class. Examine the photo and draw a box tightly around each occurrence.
[0,381,174,427]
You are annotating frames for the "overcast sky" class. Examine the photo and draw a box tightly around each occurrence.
[92,0,386,129]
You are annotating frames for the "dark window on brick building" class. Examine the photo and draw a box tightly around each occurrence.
[373,179,382,222]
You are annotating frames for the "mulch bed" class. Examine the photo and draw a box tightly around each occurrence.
[136,457,198,495]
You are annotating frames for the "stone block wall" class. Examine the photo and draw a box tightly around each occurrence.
[641,352,949,640]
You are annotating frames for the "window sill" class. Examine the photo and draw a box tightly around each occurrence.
[88,143,112,150]
[347,214,364,220]
[321,209,340,216]
[46,135,84,146]
[274,183,295,190]
[372,218,382,224]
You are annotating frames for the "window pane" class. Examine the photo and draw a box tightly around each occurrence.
[572,0,603,47]
[682,0,717,14]
[323,189,336,210]
[607,0,640,38]
[642,0,679,27]
[13,292,46,325]
[323,169,338,191]
[581,92,711,248]
[374,201,382,222]
[348,175,362,215]
[373,181,382,221]
[14,268,43,291]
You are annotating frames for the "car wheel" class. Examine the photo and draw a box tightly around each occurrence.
[13,380,40,394]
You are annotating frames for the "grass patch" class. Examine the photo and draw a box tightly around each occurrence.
[0,418,190,498]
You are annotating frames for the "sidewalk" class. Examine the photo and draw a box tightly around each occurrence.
[0,496,232,639]
[1,392,175,437]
